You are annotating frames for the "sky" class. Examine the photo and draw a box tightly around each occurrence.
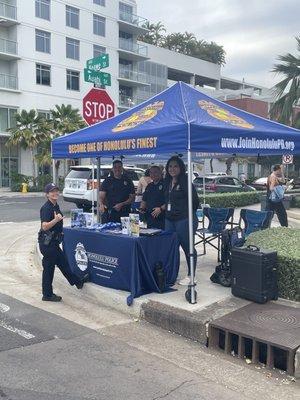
[138,0,300,88]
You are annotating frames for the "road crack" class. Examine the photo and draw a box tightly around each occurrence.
[152,379,193,400]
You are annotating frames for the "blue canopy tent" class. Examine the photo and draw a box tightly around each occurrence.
[52,81,300,303]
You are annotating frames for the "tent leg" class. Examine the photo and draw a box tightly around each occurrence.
[52,159,56,184]
[187,149,197,304]
[97,157,101,223]
[91,159,95,225]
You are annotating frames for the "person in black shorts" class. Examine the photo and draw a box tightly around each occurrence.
[39,183,88,302]
[99,160,135,223]
[140,166,165,229]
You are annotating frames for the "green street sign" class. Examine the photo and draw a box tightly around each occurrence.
[84,68,111,86]
[86,54,109,72]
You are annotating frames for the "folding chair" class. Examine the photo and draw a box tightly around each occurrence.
[196,207,234,261]
[239,209,274,237]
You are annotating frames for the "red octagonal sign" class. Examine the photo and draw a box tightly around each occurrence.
[83,88,115,126]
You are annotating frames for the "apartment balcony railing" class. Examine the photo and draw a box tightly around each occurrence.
[119,38,148,57]
[0,37,17,55]
[0,1,17,20]
[119,67,149,84]
[119,11,148,28]
[0,73,18,90]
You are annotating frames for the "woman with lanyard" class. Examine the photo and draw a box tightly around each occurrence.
[164,156,199,286]
[266,164,288,227]
[39,183,88,302]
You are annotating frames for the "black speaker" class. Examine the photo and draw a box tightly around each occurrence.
[231,245,278,303]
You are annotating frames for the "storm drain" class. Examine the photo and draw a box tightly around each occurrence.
[208,302,300,376]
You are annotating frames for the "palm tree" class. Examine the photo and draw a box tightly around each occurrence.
[139,21,166,46]
[7,109,50,179]
[270,36,300,126]
[49,104,86,178]
[51,104,86,136]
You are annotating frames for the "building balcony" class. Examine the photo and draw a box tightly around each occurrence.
[118,94,145,111]
[118,38,149,61]
[118,67,150,87]
[0,2,18,26]
[118,11,149,35]
[0,37,19,60]
[0,72,18,91]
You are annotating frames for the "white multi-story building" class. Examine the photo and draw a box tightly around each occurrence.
[0,0,270,187]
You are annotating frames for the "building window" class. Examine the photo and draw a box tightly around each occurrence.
[35,29,51,53]
[93,14,105,36]
[35,0,50,20]
[247,163,255,178]
[38,110,51,120]
[66,37,80,60]
[93,44,106,58]
[36,64,51,86]
[67,70,80,91]
[0,108,17,132]
[119,2,133,15]
[94,0,105,5]
[66,5,79,29]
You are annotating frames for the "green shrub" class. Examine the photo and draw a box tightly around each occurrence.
[246,227,300,301]
[10,173,32,192]
[197,191,260,208]
[291,196,300,208]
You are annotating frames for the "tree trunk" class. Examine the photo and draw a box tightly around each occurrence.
[31,149,36,181]
[209,158,214,173]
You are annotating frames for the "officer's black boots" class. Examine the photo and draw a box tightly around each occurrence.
[42,294,62,302]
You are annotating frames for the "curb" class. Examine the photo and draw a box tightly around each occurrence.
[287,209,300,221]
[141,297,251,345]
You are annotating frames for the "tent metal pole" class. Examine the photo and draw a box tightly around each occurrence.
[97,157,101,223]
[52,159,56,184]
[91,159,95,224]
[187,129,197,304]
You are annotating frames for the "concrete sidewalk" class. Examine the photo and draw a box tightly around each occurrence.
[0,188,44,198]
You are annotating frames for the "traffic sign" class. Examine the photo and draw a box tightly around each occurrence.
[82,88,115,126]
[282,154,293,164]
[86,54,109,71]
[84,69,111,86]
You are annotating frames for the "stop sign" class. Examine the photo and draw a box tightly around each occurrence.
[83,88,115,126]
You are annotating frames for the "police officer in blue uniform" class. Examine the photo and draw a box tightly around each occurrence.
[140,166,165,229]
[39,183,88,302]
[99,160,135,223]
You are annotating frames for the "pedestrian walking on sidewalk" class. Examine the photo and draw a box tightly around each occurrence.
[266,164,288,227]
[38,183,88,302]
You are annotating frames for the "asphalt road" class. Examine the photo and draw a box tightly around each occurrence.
[0,293,252,400]
[0,196,74,223]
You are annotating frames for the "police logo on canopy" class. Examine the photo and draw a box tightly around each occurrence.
[198,100,254,129]
[112,101,164,133]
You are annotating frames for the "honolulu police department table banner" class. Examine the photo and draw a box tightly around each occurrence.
[63,228,180,305]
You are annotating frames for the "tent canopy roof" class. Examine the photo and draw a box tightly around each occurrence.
[52,82,300,159]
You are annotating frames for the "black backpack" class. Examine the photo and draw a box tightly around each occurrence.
[210,227,245,287]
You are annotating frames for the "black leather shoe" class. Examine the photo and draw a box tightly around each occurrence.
[42,294,62,302]
[75,273,89,289]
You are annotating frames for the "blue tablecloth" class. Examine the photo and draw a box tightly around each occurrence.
[63,228,180,305]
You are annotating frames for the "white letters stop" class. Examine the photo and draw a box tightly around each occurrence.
[84,101,114,119]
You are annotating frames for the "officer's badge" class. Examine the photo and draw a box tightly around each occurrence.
[198,100,254,129]
[124,181,128,186]
[75,242,88,271]
[112,101,164,132]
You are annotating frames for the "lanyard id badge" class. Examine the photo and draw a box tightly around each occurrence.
[167,203,171,211]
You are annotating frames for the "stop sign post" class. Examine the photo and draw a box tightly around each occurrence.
[83,88,115,126]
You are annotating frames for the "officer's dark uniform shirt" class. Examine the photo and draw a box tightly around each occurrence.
[40,200,63,237]
[165,176,199,221]
[142,179,165,229]
[142,180,165,213]
[101,174,135,214]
